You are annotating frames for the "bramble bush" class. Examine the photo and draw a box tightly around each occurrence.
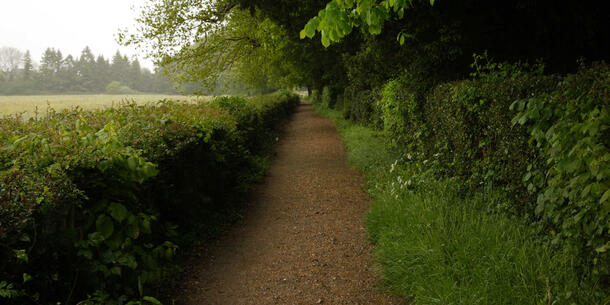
[0,92,299,304]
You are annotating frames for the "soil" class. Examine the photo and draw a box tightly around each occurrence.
[170,103,403,305]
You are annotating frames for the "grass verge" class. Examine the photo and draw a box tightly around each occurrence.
[313,103,605,305]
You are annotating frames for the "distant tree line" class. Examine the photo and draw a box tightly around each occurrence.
[0,46,178,95]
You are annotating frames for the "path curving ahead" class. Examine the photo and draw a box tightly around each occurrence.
[173,103,402,305]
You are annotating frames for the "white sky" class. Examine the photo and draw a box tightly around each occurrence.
[0,0,154,69]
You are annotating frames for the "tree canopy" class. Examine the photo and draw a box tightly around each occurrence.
[123,0,609,94]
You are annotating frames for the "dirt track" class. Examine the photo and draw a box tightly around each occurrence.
[172,103,402,305]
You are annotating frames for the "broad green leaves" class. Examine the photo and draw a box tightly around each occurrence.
[109,202,129,223]
[96,215,115,239]
[300,17,320,39]
[512,63,609,277]
[300,0,435,47]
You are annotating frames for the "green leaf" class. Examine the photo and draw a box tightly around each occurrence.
[13,249,28,263]
[110,265,122,276]
[96,215,115,239]
[299,29,307,39]
[88,232,105,245]
[600,189,610,204]
[304,17,320,38]
[19,234,31,242]
[535,201,545,215]
[104,232,124,250]
[22,273,32,283]
[127,222,141,239]
[109,202,129,222]
[595,241,610,253]
[397,7,404,18]
[430,0,435,5]
[141,217,152,234]
[138,276,144,297]
[321,34,331,47]
[77,249,93,259]
[143,296,163,305]
[127,156,138,171]
[118,254,138,269]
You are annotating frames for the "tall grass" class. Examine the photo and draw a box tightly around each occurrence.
[312,103,605,305]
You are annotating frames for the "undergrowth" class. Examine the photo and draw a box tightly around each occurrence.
[313,103,606,305]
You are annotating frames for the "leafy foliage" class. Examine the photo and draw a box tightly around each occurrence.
[301,0,434,47]
[122,0,609,301]
[511,62,610,278]
[329,58,609,296]
[0,92,300,304]
[314,103,605,304]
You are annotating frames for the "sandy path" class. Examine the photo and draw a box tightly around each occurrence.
[172,103,402,305]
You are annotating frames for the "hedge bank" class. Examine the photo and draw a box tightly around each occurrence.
[316,61,608,303]
[0,91,300,304]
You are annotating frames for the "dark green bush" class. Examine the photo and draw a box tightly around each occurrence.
[423,61,609,281]
[314,104,605,304]
[512,62,609,280]
[424,62,558,208]
[309,89,322,104]
[378,70,431,149]
[341,57,608,292]
[342,85,382,127]
[0,92,299,304]
[321,86,333,108]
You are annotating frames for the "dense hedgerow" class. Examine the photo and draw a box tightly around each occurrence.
[315,59,609,302]
[428,61,608,282]
[341,86,382,127]
[313,102,606,304]
[0,91,299,304]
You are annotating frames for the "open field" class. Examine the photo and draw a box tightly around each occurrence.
[0,94,210,118]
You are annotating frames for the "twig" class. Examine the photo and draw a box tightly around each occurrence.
[65,268,79,305]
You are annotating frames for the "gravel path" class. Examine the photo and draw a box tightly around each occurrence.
[173,103,402,305]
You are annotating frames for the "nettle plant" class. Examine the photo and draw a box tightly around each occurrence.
[511,62,609,278]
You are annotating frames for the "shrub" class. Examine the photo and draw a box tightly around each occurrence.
[321,86,333,108]
[338,56,609,298]
[314,105,605,304]
[378,71,430,149]
[342,86,382,127]
[105,81,138,94]
[309,89,322,104]
[512,62,609,279]
[424,62,557,207]
[0,92,299,304]
[424,60,608,280]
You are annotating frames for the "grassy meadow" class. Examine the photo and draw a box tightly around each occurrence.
[0,94,210,118]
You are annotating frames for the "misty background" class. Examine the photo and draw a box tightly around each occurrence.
[0,0,251,95]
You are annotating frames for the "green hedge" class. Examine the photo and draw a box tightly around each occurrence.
[0,91,300,304]
[312,105,603,303]
[334,60,609,294]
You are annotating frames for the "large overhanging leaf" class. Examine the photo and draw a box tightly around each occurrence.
[300,0,434,47]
